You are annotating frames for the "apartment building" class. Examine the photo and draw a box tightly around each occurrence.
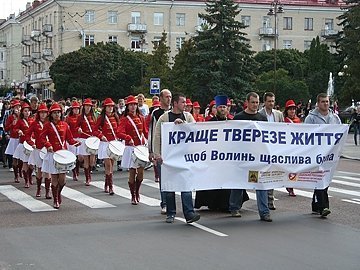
[4,0,347,95]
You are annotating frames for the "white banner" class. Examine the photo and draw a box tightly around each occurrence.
[161,121,348,192]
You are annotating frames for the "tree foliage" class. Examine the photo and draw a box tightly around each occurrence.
[49,43,145,99]
[188,0,258,104]
[336,0,360,104]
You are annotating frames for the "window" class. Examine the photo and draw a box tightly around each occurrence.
[85,35,95,46]
[176,37,185,50]
[0,52,4,61]
[283,17,292,30]
[262,16,271,28]
[154,13,163,26]
[131,38,141,50]
[262,41,271,51]
[176,13,185,26]
[108,11,118,24]
[0,71,3,80]
[241,16,251,27]
[304,40,312,50]
[153,36,162,47]
[304,18,313,31]
[325,18,334,30]
[283,40,292,49]
[85,10,95,23]
[108,35,118,44]
[131,12,141,24]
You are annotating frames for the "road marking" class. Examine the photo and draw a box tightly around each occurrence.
[175,217,228,237]
[329,187,360,197]
[332,179,360,188]
[342,199,360,205]
[274,188,332,198]
[42,184,116,209]
[334,175,360,182]
[0,185,56,212]
[335,171,360,177]
[90,181,228,237]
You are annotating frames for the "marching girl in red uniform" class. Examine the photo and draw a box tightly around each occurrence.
[205,100,217,121]
[65,101,81,181]
[4,100,21,182]
[26,103,51,198]
[13,103,35,188]
[94,98,119,195]
[40,103,80,209]
[116,95,148,205]
[77,98,97,186]
[192,101,205,122]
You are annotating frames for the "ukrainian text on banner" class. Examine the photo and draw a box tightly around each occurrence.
[161,121,348,192]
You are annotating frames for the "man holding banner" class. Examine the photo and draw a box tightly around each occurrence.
[304,93,341,217]
[231,92,272,222]
[154,93,200,224]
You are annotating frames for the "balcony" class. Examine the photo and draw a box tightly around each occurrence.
[29,71,50,82]
[31,52,42,63]
[42,24,53,37]
[31,30,41,41]
[259,27,276,37]
[42,48,54,61]
[127,23,147,33]
[321,29,338,39]
[22,35,32,46]
[21,55,32,66]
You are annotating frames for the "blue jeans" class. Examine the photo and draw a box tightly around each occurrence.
[256,190,270,217]
[156,163,166,208]
[166,191,196,220]
[229,189,269,217]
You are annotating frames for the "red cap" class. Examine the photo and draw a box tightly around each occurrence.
[50,103,62,113]
[152,100,161,107]
[126,95,137,105]
[209,100,216,107]
[193,101,201,108]
[103,98,115,107]
[11,99,21,107]
[186,98,193,106]
[71,101,80,109]
[37,103,48,112]
[285,100,296,109]
[83,98,93,106]
[21,102,31,111]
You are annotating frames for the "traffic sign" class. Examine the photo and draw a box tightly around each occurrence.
[150,78,160,95]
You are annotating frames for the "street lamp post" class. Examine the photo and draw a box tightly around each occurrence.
[267,0,284,95]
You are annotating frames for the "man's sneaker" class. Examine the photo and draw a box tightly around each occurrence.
[260,214,272,222]
[166,216,175,223]
[321,208,331,217]
[268,204,276,210]
[161,207,166,215]
[231,210,241,217]
[9,168,14,172]
[186,213,200,224]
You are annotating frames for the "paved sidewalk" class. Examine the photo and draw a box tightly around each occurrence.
[341,133,360,161]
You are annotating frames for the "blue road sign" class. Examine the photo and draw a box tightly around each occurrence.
[150,78,160,95]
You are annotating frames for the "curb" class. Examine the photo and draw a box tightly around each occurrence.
[340,155,360,161]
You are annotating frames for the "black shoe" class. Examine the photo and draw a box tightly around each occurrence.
[260,214,272,222]
[321,208,331,218]
[166,216,175,223]
[186,213,200,224]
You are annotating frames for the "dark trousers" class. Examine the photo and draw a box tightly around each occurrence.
[312,187,329,212]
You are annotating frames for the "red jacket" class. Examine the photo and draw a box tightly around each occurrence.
[40,120,80,152]
[205,114,215,121]
[5,114,19,138]
[76,113,97,139]
[25,119,47,149]
[65,114,80,138]
[193,114,205,122]
[116,114,148,146]
[285,116,302,124]
[94,114,119,141]
[13,117,35,143]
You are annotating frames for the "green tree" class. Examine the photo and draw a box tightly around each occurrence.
[336,0,360,105]
[142,32,171,94]
[254,68,310,107]
[49,43,145,99]
[304,37,336,101]
[190,0,258,103]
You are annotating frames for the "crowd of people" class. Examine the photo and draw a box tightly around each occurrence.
[0,90,341,224]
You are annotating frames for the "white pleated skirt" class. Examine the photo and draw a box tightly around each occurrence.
[13,143,29,162]
[98,141,109,159]
[121,146,136,169]
[78,138,90,156]
[5,138,19,156]
[41,152,62,174]
[28,148,43,168]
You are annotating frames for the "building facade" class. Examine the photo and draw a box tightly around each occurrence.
[2,0,346,96]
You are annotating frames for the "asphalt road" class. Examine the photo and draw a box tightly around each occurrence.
[0,158,359,270]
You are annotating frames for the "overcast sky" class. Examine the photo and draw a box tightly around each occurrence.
[1,0,30,19]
